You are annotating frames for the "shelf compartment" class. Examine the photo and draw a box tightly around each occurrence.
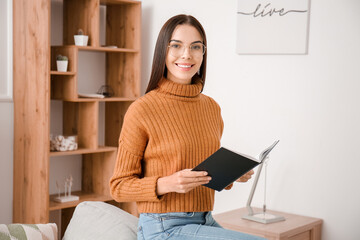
[63,101,99,150]
[107,52,140,98]
[105,101,133,146]
[50,146,117,157]
[49,191,113,211]
[105,2,141,49]
[63,0,100,47]
[51,71,76,75]
[63,0,141,49]
[51,46,78,73]
[51,75,77,100]
[50,150,117,211]
[82,151,117,194]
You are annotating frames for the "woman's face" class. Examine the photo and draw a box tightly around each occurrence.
[165,24,204,85]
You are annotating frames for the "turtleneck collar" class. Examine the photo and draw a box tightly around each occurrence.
[156,77,203,98]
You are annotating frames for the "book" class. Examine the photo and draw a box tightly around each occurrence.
[78,93,105,98]
[192,140,279,191]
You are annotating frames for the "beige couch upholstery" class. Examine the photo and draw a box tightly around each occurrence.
[63,201,138,240]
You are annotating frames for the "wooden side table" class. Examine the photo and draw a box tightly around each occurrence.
[214,208,322,240]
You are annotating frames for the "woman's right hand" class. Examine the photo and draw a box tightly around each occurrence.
[156,169,211,195]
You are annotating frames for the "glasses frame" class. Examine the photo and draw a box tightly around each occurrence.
[167,42,207,58]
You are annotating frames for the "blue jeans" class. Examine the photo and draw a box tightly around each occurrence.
[137,212,267,240]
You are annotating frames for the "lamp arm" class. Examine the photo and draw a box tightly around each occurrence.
[246,160,265,215]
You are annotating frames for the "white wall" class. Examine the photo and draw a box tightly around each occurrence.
[0,103,13,223]
[0,0,13,224]
[1,0,359,239]
[140,0,360,240]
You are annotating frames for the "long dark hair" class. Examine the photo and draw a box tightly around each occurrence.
[145,14,207,94]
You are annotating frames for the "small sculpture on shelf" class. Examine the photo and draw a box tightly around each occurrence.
[53,175,79,203]
[56,55,68,72]
[74,28,89,46]
[97,85,114,97]
[50,134,78,152]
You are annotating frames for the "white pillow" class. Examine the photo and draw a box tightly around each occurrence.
[62,201,138,240]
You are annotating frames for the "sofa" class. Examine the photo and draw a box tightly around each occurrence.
[0,201,139,240]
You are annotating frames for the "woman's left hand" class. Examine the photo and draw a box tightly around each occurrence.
[235,169,254,182]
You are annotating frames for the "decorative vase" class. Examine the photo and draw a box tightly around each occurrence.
[74,35,89,46]
[56,60,68,72]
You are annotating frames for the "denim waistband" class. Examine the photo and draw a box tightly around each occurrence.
[140,211,208,221]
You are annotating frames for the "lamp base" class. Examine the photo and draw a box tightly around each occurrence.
[53,195,79,203]
[242,212,285,224]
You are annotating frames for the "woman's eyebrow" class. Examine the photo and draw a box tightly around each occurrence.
[169,39,182,43]
[169,39,203,44]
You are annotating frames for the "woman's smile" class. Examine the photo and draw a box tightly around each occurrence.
[175,63,195,71]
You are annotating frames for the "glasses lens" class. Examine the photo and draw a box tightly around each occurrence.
[168,42,206,57]
[190,43,206,57]
[168,42,184,57]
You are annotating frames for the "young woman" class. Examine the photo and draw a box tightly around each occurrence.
[110,14,265,240]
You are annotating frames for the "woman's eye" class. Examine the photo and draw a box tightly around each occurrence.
[170,44,181,49]
[191,44,202,50]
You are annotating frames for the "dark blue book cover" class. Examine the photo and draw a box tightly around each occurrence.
[192,140,279,191]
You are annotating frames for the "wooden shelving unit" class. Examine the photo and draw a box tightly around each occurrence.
[14,0,141,235]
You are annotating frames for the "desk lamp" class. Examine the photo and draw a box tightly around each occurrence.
[242,140,285,224]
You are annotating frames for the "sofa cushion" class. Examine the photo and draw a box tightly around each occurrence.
[62,201,138,240]
[0,223,57,240]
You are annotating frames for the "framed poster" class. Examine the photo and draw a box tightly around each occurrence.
[0,0,13,101]
[236,0,311,54]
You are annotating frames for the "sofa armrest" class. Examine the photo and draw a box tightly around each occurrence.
[63,201,138,240]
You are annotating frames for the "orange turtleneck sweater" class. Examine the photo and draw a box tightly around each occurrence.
[109,78,226,213]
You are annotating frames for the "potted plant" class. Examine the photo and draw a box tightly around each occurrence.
[74,29,89,46]
[56,55,68,72]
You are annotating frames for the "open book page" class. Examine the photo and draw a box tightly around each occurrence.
[230,140,279,163]
[259,140,280,162]
[231,150,260,163]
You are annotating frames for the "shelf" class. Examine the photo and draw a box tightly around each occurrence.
[52,45,139,53]
[50,146,117,157]
[100,0,141,5]
[51,97,137,102]
[68,97,137,102]
[78,46,139,53]
[50,71,76,75]
[49,191,113,211]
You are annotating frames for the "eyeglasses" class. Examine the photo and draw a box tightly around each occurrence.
[168,42,206,58]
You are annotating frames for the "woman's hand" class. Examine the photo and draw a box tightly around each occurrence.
[156,169,211,195]
[235,169,254,183]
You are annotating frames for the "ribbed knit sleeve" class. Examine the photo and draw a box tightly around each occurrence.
[109,102,163,203]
